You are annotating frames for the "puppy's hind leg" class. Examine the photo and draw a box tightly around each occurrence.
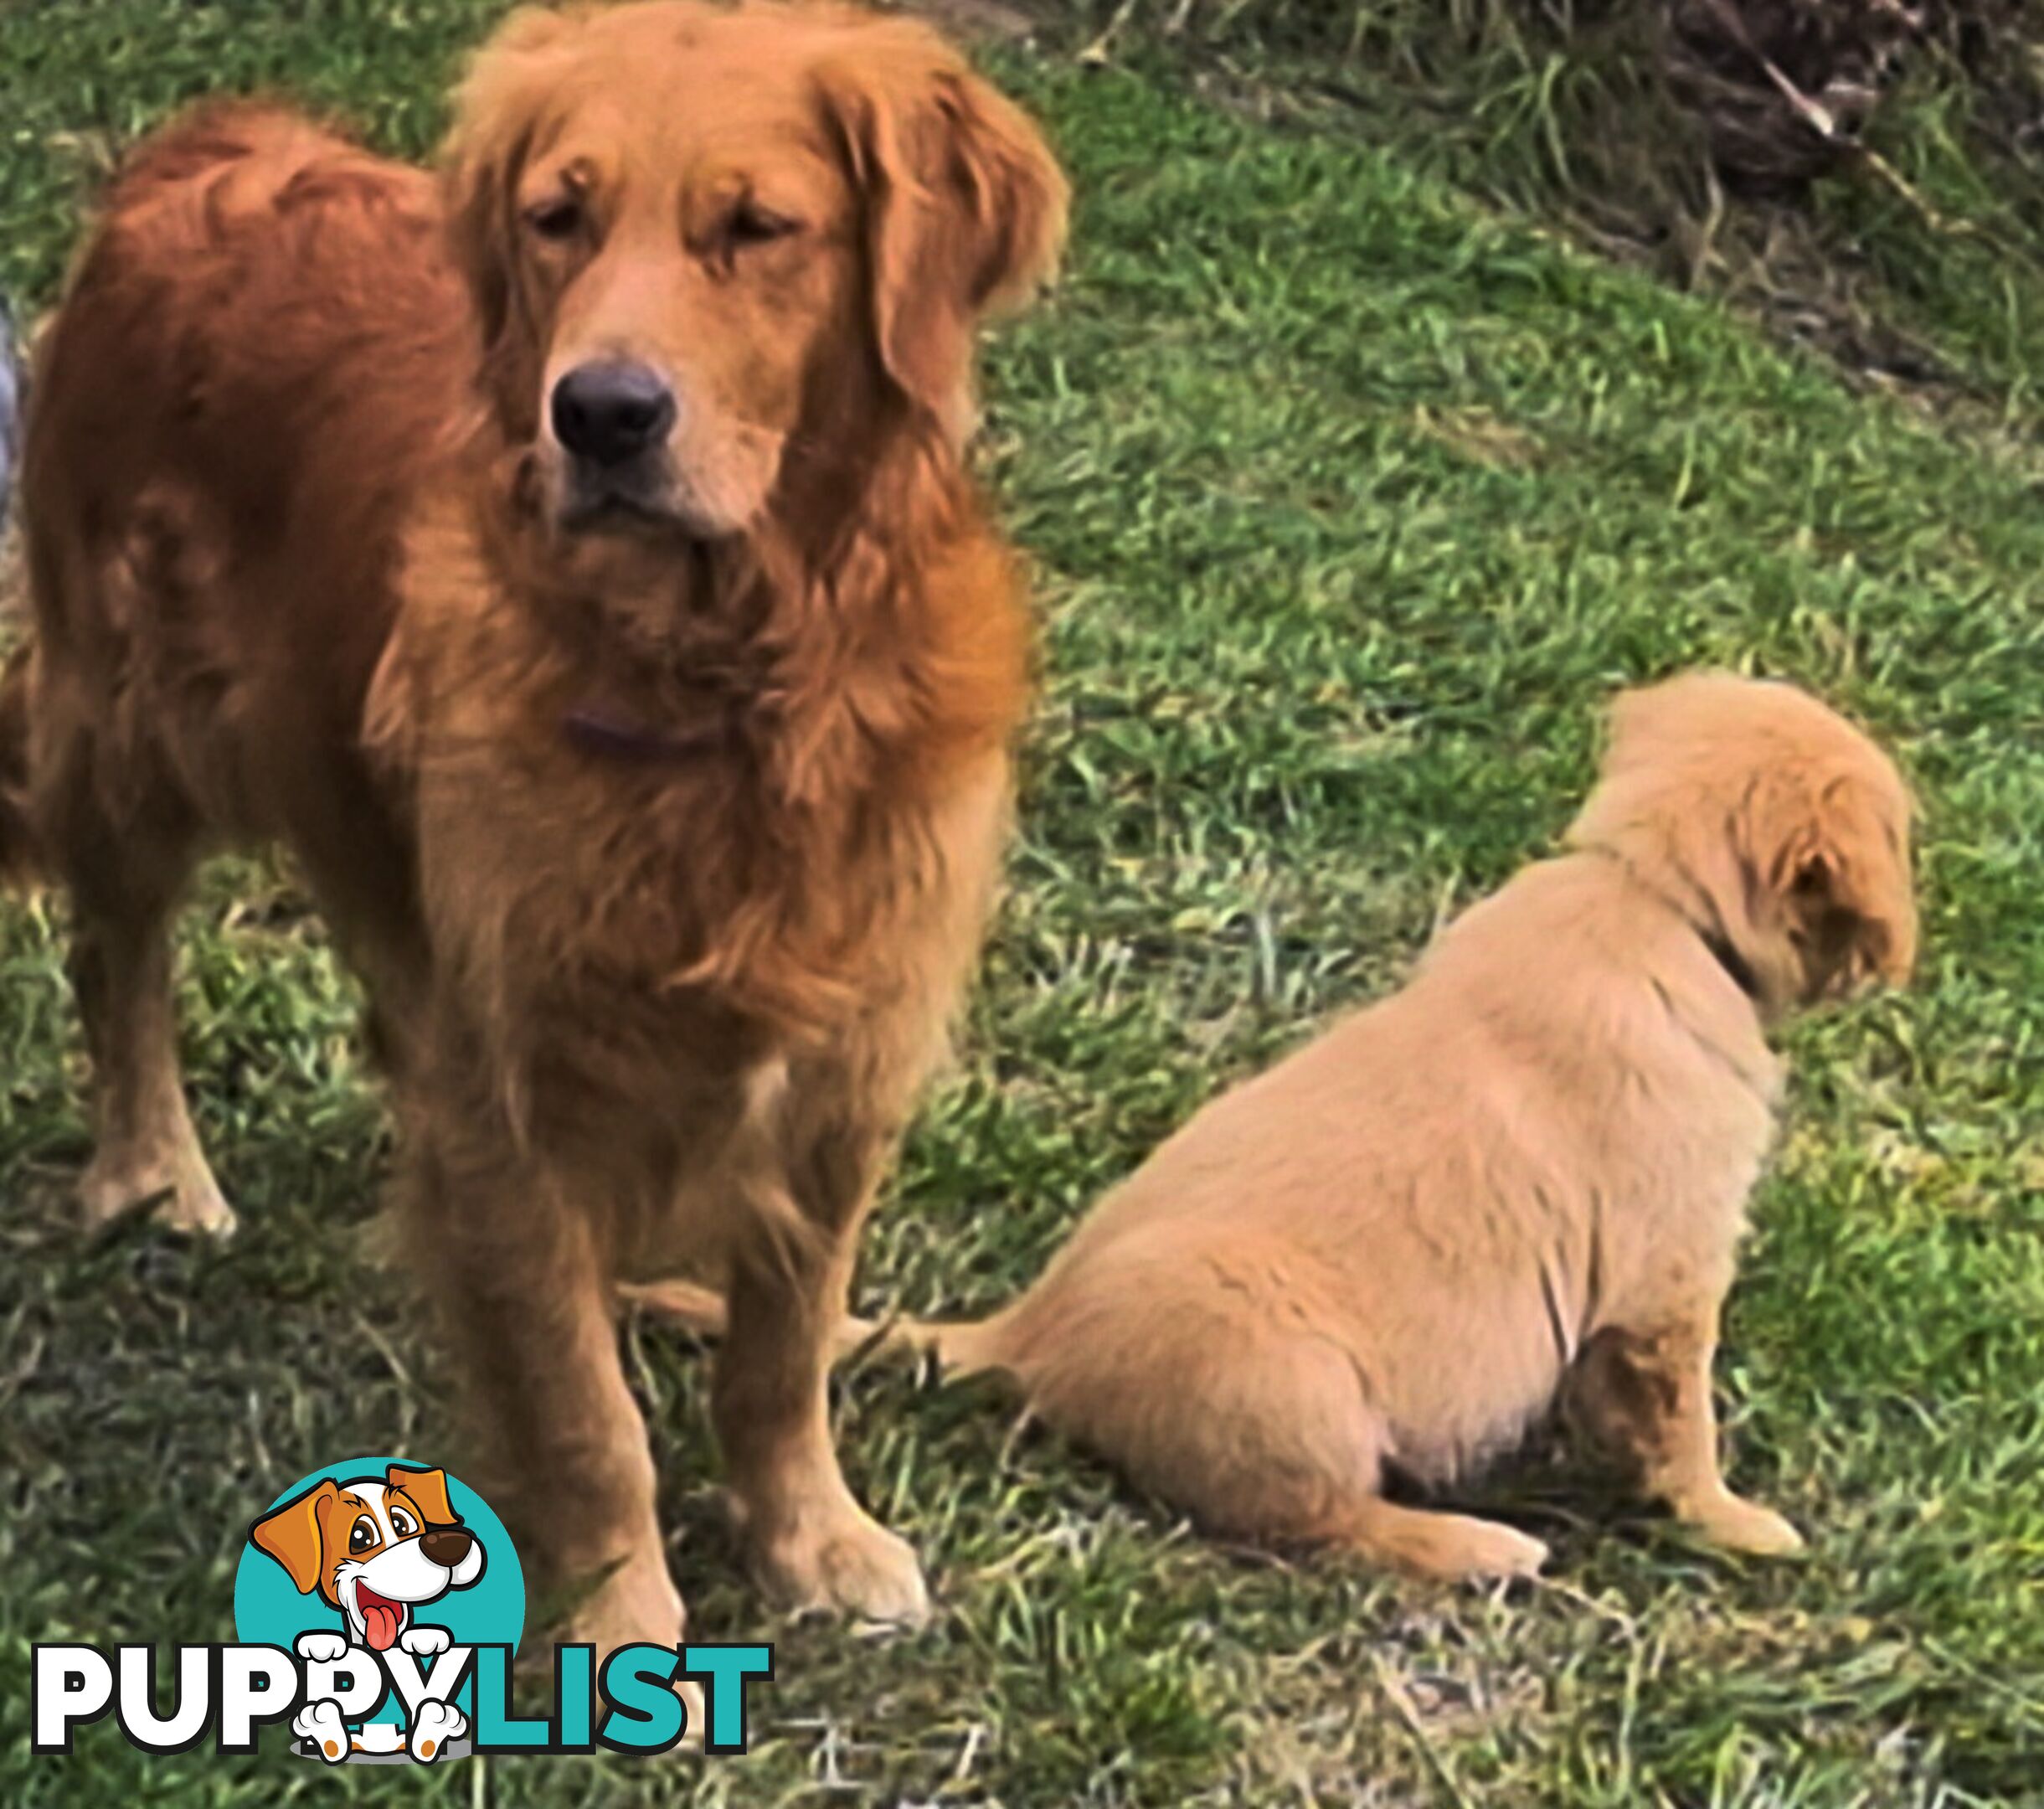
[1315,1497,1549,1582]
[1175,1376,1550,1584]
[1009,1252,1549,1585]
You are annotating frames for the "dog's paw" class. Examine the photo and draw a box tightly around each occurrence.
[293,1700,349,1765]
[399,1624,451,1657]
[551,1561,703,1750]
[157,1167,237,1236]
[560,1545,686,1656]
[675,1677,708,1750]
[1453,1520,1551,1580]
[294,1631,348,1665]
[79,1147,236,1239]
[408,1700,465,1763]
[545,1553,706,1747]
[749,1499,930,1627]
[1685,1492,1805,1557]
[1342,1504,1549,1583]
[1404,1518,1549,1582]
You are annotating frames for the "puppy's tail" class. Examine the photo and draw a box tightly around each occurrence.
[0,641,37,886]
[620,1277,1012,1376]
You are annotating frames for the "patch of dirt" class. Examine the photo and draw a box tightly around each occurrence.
[1093,0,2044,435]
[896,0,1045,44]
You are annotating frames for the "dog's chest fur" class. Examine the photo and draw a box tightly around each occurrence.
[366,495,1017,1188]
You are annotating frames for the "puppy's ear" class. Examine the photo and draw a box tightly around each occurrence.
[389,1465,460,1527]
[1747,771,1918,1000]
[821,24,1068,438]
[249,1480,340,1596]
[440,7,574,425]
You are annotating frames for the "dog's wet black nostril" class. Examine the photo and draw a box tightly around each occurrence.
[420,1527,474,1568]
[550,361,676,467]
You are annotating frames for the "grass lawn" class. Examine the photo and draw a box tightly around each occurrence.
[3,3,2043,1803]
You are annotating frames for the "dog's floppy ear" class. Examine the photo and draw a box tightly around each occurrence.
[389,1464,461,1527]
[249,1479,340,1596]
[1743,767,1918,1000]
[821,21,1068,438]
[441,6,576,425]
[1573,673,1917,1012]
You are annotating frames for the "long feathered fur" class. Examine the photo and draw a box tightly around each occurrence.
[17,1,1067,1645]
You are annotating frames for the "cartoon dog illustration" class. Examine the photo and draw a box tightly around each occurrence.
[249,1465,485,1762]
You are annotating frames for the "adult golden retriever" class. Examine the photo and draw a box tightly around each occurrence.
[647,675,1916,1576]
[3,0,1065,1656]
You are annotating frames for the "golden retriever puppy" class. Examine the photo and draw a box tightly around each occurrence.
[5,1,1065,1655]
[646,674,1916,1576]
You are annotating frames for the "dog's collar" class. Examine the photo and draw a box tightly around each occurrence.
[1578,843,1763,1005]
[563,705,729,765]
[1697,924,1763,1002]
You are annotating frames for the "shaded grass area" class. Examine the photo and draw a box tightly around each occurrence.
[1042,0,2044,433]
[3,2,2043,1803]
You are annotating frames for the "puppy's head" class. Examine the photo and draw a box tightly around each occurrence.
[249,1466,486,1650]
[443,0,1066,546]
[1568,673,1917,1013]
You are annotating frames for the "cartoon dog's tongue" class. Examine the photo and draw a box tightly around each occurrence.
[356,1585,404,1652]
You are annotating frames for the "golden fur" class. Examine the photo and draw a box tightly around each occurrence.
[5,0,1065,1652]
[643,674,1917,1576]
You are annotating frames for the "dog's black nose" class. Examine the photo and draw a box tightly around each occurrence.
[551,361,676,466]
[420,1527,474,1569]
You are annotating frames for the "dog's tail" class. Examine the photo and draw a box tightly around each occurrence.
[0,640,36,886]
[620,1277,1012,1376]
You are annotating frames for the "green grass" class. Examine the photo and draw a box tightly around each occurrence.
[4,3,2044,1804]
[1047,0,2044,432]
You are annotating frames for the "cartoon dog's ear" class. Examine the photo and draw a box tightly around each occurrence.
[250,1480,340,1595]
[389,1465,460,1527]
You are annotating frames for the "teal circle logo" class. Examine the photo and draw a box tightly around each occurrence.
[234,1457,522,1760]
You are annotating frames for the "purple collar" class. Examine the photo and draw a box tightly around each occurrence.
[563,706,730,765]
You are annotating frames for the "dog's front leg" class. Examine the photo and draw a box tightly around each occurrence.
[1570,1307,1805,1556]
[712,1079,928,1624]
[402,1124,684,1657]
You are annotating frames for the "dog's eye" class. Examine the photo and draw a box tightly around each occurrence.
[726,202,801,250]
[389,1507,417,1538]
[348,1516,378,1554]
[525,196,584,242]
